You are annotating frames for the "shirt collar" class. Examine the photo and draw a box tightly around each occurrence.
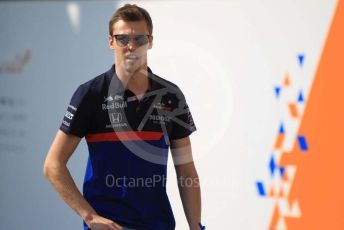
[105,64,161,95]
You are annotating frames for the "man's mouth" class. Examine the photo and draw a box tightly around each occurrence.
[126,54,139,60]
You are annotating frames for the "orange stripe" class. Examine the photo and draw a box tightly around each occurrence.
[274,134,285,149]
[269,204,280,230]
[269,186,274,197]
[86,131,163,142]
[288,103,298,118]
[284,73,291,87]
[279,187,284,197]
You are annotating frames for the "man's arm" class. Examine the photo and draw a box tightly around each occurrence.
[170,136,202,230]
[43,130,123,230]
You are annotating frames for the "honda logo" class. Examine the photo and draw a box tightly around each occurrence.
[110,113,122,123]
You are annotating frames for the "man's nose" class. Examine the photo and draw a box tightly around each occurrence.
[127,39,138,51]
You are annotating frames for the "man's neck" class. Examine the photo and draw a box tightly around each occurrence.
[115,64,150,98]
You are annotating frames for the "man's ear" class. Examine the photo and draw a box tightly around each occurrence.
[109,35,115,50]
[148,35,153,49]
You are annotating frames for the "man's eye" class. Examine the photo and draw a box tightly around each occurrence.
[135,36,148,45]
[117,36,129,44]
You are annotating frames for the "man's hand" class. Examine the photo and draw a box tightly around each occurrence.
[86,214,123,230]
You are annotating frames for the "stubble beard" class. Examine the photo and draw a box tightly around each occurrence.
[121,57,147,78]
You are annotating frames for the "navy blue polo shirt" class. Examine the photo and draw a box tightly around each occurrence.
[60,65,196,230]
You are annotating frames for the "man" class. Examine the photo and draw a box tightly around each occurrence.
[43,4,204,230]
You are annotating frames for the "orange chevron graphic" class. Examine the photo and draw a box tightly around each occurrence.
[280,0,344,229]
[288,103,298,118]
[284,73,291,87]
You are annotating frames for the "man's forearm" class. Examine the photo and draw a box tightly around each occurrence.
[177,174,202,230]
[44,163,97,222]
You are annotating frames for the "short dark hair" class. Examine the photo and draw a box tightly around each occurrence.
[109,4,153,36]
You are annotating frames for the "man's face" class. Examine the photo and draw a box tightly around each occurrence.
[109,19,153,75]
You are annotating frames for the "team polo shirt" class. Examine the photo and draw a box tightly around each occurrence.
[60,65,196,230]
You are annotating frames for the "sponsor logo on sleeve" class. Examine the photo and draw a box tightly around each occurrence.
[65,111,74,120]
[62,120,70,127]
[68,104,77,111]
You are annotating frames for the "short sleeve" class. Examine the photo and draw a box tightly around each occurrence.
[169,90,197,140]
[59,84,93,138]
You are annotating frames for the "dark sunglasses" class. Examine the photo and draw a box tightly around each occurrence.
[112,34,151,47]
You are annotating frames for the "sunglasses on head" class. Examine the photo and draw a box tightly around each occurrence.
[112,34,151,47]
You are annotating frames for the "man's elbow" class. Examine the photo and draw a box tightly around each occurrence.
[43,157,60,179]
[43,158,52,178]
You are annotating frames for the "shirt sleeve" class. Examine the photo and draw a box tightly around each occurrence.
[59,84,93,138]
[169,90,197,140]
